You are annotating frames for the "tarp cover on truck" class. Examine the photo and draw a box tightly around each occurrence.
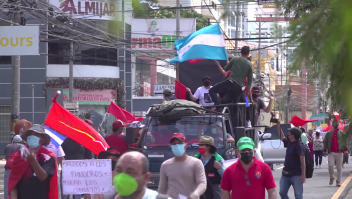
[148,99,206,117]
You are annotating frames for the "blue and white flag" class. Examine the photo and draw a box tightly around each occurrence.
[44,126,66,148]
[169,24,228,63]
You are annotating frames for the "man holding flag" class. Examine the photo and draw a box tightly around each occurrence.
[210,46,253,111]
[8,124,58,199]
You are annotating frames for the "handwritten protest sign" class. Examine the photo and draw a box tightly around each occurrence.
[62,159,112,194]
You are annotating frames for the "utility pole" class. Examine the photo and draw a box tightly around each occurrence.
[285,87,291,123]
[234,3,239,53]
[11,7,21,129]
[175,0,180,80]
[257,17,261,77]
[69,11,74,102]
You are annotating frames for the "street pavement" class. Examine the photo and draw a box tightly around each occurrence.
[268,156,352,199]
[0,157,351,199]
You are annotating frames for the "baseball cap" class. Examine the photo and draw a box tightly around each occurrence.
[163,88,172,96]
[237,137,255,151]
[288,127,302,136]
[130,121,145,129]
[170,133,187,143]
[112,120,126,128]
[98,148,121,159]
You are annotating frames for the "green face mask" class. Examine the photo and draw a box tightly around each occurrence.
[113,173,138,196]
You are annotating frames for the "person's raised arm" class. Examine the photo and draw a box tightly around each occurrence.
[27,149,50,182]
[277,121,285,141]
[223,59,233,71]
[136,127,148,148]
[263,94,274,113]
[214,60,228,78]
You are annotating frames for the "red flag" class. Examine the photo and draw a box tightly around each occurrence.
[44,101,109,155]
[189,59,207,64]
[107,102,144,123]
[290,115,318,127]
[175,80,186,99]
[107,101,127,122]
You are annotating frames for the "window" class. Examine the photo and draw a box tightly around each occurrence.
[48,20,118,66]
[0,56,11,64]
[0,106,11,142]
[133,58,175,97]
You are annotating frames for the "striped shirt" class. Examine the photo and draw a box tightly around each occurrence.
[224,56,253,87]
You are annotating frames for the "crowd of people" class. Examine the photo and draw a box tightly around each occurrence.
[2,46,351,199]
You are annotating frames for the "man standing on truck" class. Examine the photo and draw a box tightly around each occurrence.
[187,76,217,107]
[210,46,253,111]
[158,133,207,199]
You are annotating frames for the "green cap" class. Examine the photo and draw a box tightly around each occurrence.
[237,137,255,150]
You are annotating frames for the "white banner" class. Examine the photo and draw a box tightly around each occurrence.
[62,159,112,194]
[0,26,39,55]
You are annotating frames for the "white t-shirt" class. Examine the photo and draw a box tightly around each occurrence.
[43,142,65,158]
[142,188,171,199]
[194,86,216,106]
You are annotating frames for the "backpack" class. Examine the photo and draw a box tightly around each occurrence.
[301,143,314,178]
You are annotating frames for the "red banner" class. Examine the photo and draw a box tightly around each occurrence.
[108,102,144,123]
[44,101,109,155]
[175,80,186,99]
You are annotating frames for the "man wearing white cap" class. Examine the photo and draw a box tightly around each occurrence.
[130,121,148,148]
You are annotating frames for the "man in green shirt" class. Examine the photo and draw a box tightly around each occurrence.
[210,46,253,110]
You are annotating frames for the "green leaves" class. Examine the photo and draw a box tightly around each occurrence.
[278,0,352,136]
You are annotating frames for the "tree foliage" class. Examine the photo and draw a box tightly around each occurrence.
[133,0,208,30]
[277,0,352,139]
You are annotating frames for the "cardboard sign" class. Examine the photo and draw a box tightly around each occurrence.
[62,159,112,194]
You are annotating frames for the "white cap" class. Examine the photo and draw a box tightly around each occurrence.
[12,135,22,143]
[130,121,145,129]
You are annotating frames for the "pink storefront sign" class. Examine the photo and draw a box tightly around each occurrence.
[63,89,117,105]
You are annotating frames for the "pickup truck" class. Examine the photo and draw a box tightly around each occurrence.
[125,100,256,189]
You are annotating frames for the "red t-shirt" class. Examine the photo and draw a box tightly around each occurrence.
[331,129,340,153]
[220,157,276,199]
[105,134,129,154]
[151,131,174,145]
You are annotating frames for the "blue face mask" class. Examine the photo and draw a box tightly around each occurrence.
[211,128,217,135]
[171,144,185,157]
[27,135,40,148]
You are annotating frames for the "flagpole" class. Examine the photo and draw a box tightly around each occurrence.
[100,112,108,128]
